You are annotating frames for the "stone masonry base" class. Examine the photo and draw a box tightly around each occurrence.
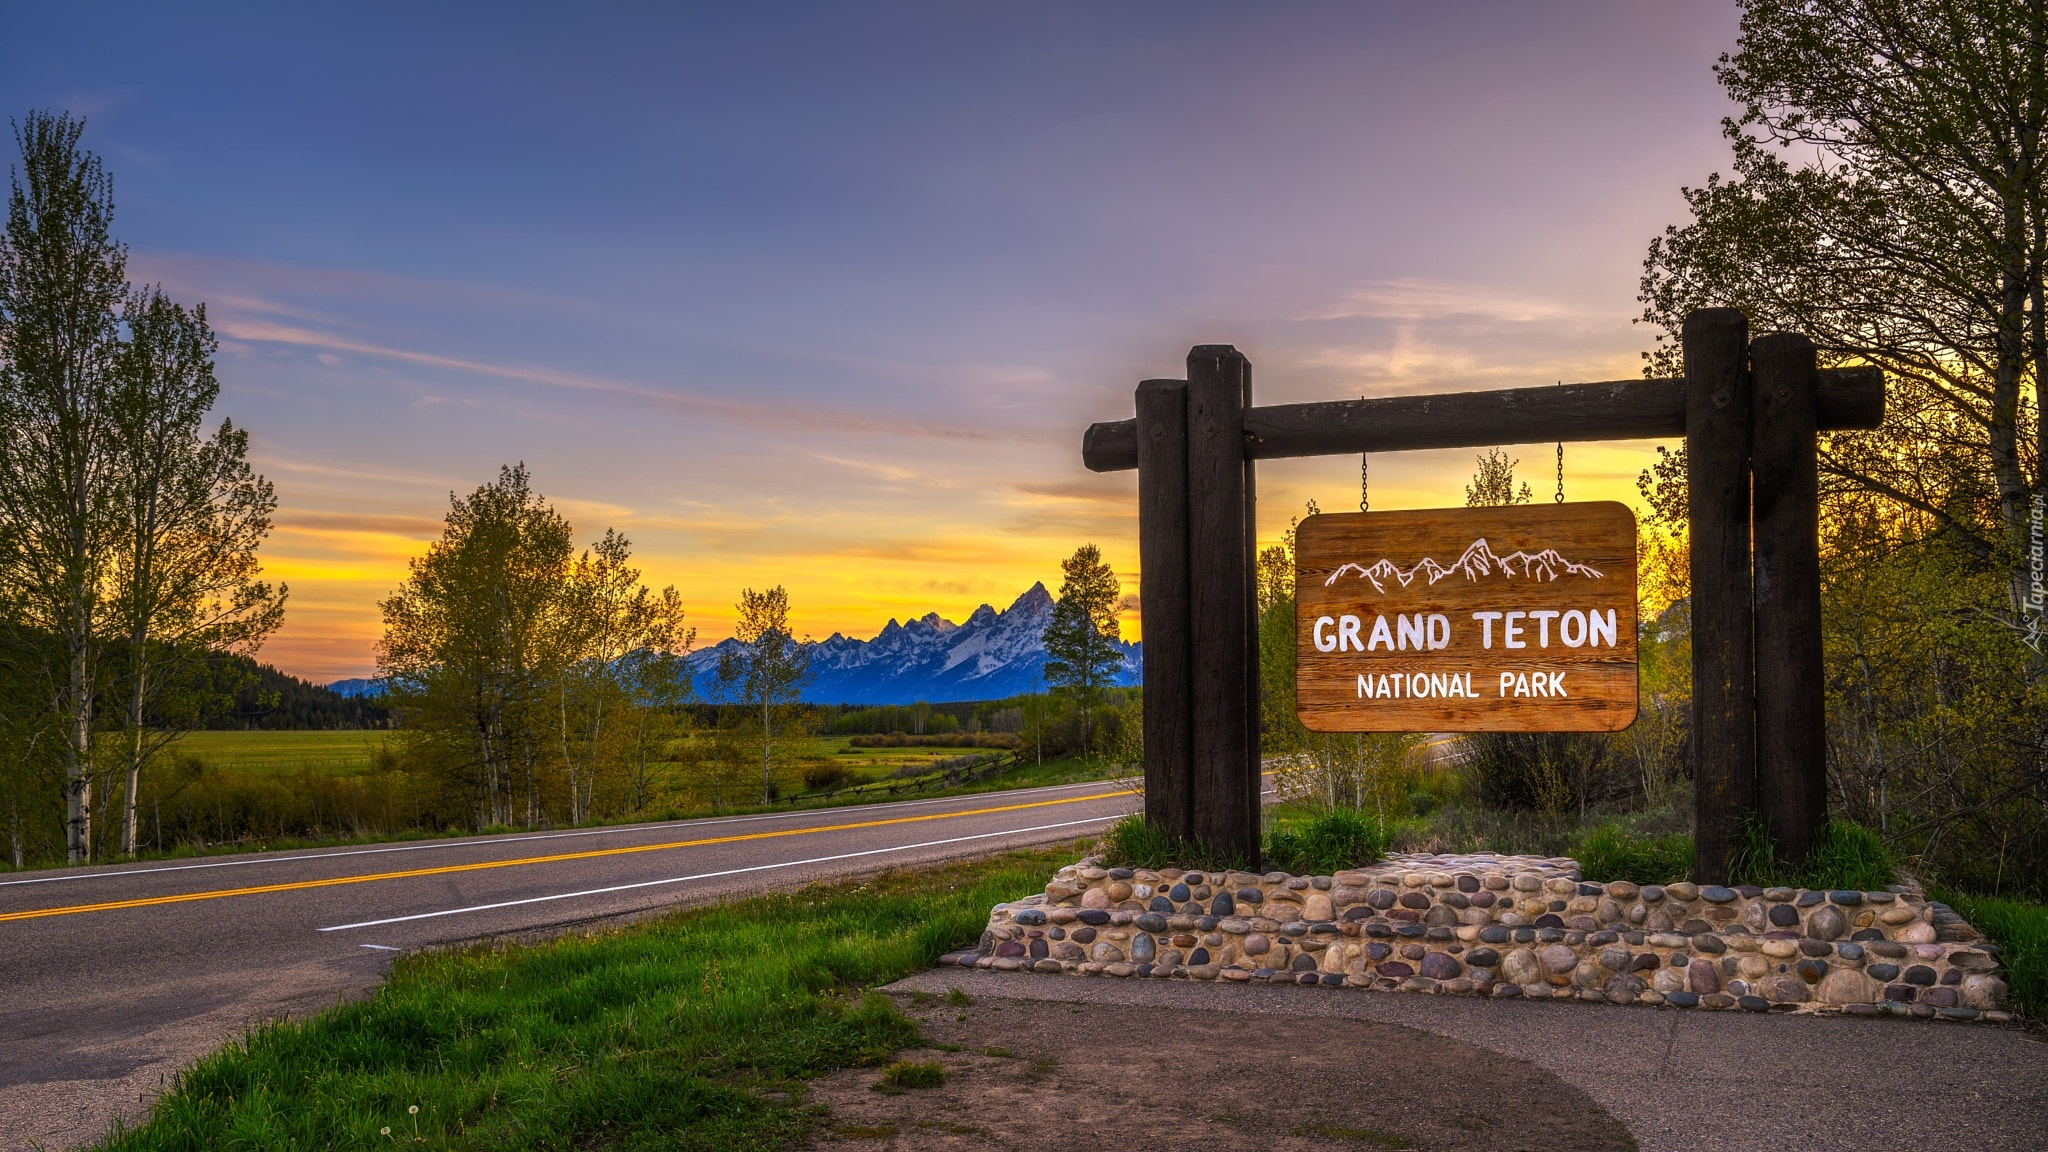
[939,853,2015,1022]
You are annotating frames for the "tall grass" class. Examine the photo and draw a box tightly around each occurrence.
[1932,890,2047,1021]
[1098,810,1389,874]
[98,845,1078,1151]
[1730,817,1896,891]
[1572,821,1694,884]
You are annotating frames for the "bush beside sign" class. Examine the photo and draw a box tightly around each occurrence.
[1294,502,1638,732]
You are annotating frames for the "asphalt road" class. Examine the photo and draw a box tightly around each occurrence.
[0,778,1137,1149]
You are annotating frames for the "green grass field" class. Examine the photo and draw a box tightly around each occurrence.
[97,844,1081,1151]
[166,730,396,776]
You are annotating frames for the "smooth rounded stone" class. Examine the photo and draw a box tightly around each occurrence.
[1762,887,1796,903]
[1738,994,1771,1012]
[1700,886,1738,904]
[1147,896,1175,913]
[1796,939,1832,958]
[1110,911,1136,926]
[1665,882,1700,902]
[1088,941,1126,963]
[1761,940,1799,960]
[1419,952,1463,980]
[1534,914,1566,930]
[1699,992,1737,1010]
[1903,964,1938,986]
[1652,967,1687,993]
[1950,949,1998,971]
[1052,942,1086,961]
[1192,884,1214,901]
[1217,918,1250,936]
[1912,943,1944,961]
[1866,940,1908,958]
[1604,973,1648,1003]
[1693,933,1727,954]
[1166,883,1191,902]
[1737,955,1771,981]
[1587,929,1619,946]
[1766,903,1800,928]
[1501,947,1542,985]
[1595,945,1632,973]
[1793,958,1829,985]
[1396,891,1431,911]
[1401,977,1440,994]
[1897,922,1941,947]
[1440,891,1471,910]
[1884,983,1917,1002]
[1834,942,1865,961]
[1313,876,1335,890]
[1398,942,1427,961]
[995,940,1027,958]
[1939,966,1962,986]
[1687,959,1722,994]
[1571,960,1606,990]
[1805,903,1847,941]
[1304,893,1335,921]
[1493,983,1523,998]
[1456,873,1481,893]
[1668,953,1690,967]
[1867,962,1901,982]
[1186,946,1211,966]
[1235,887,1265,906]
[1070,926,1098,945]
[1396,924,1427,938]
[1536,944,1579,977]
[1220,966,1251,982]
[1465,947,1501,969]
[1080,887,1112,910]
[1135,913,1168,933]
[1364,941,1392,961]
[1376,960,1415,978]
[1818,963,1875,1000]
[1961,974,2009,1010]
[1479,926,1511,945]
[1645,910,1677,932]
[1013,909,1048,926]
[1481,873,1511,891]
[1076,909,1111,927]
[1239,933,1272,957]
[1920,986,1960,1008]
[1210,892,1236,917]
[1364,888,1397,910]
[1288,952,1318,972]
[1128,934,1157,964]
[1422,904,1462,927]
[1170,931,1197,949]
[1796,890,1825,908]
[1512,874,1544,893]
[1829,890,1865,906]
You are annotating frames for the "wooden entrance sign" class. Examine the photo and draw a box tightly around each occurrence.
[1082,311,1885,877]
[1294,503,1637,732]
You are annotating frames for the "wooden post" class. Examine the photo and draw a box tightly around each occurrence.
[1685,308,1756,884]
[1186,345,1259,862]
[1135,379,1193,840]
[1751,332,1827,863]
[1240,359,1262,865]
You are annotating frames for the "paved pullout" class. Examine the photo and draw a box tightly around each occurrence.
[884,968,2048,1152]
[0,780,1135,1150]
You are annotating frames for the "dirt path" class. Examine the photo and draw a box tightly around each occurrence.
[868,968,2048,1152]
[806,995,1633,1151]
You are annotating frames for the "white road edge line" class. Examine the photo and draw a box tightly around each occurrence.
[0,779,1134,889]
[317,814,1119,933]
[359,944,402,951]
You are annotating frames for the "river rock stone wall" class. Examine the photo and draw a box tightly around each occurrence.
[940,852,2014,1022]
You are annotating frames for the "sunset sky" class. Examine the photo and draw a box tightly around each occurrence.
[4,3,1745,683]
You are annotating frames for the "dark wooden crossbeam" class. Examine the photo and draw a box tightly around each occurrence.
[1081,367,1884,472]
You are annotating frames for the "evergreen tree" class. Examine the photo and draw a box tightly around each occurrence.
[1041,544,1124,754]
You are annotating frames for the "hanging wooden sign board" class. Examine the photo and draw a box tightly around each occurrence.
[1294,501,1638,732]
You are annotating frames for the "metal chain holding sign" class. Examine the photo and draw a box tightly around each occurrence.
[1554,381,1565,503]
[1360,452,1369,512]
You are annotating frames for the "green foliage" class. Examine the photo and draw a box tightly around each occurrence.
[1264,809,1389,875]
[1041,544,1126,758]
[876,1060,945,1090]
[801,763,858,792]
[1099,809,1388,874]
[1571,821,1694,885]
[1932,890,2047,1021]
[1729,816,1896,891]
[100,846,1077,1150]
[1464,447,1532,507]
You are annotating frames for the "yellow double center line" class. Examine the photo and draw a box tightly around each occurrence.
[0,788,1131,924]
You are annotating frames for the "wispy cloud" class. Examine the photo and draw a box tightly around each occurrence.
[212,316,999,442]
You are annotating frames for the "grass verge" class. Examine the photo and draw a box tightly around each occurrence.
[1932,889,2046,1021]
[98,844,1081,1151]
[1099,808,1390,874]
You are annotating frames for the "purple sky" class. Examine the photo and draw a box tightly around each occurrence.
[3,3,1745,680]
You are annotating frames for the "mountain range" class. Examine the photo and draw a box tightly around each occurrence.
[326,582,1143,706]
[1326,537,1606,592]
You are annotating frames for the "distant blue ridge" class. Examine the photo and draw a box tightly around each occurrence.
[325,581,1143,706]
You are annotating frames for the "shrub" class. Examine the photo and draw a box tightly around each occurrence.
[802,763,859,792]
[1265,809,1389,875]
[1096,814,1247,872]
[1729,817,1895,891]
[1573,821,1693,884]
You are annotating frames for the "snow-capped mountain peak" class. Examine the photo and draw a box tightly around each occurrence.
[684,580,1138,704]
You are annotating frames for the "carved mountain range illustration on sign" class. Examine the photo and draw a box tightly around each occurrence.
[1324,537,1605,593]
